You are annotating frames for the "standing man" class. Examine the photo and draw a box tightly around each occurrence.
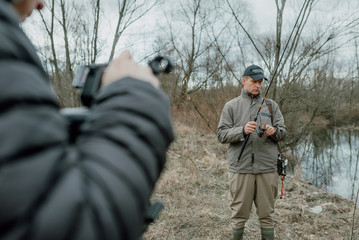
[0,0,173,239]
[217,65,287,240]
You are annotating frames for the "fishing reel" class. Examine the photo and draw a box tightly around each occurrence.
[257,125,267,137]
[277,153,288,177]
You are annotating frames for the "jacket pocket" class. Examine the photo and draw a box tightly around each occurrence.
[259,112,272,126]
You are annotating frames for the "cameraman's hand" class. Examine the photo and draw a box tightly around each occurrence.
[102,50,159,88]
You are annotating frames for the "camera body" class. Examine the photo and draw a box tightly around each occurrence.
[63,55,173,141]
[72,55,173,107]
[72,63,107,107]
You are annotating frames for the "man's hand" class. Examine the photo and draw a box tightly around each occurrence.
[102,50,159,88]
[262,125,276,136]
[244,121,257,135]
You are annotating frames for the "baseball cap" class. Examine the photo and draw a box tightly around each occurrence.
[242,65,268,81]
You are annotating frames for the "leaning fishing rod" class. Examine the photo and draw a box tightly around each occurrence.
[237,0,309,161]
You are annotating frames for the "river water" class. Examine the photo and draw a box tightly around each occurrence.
[292,128,359,200]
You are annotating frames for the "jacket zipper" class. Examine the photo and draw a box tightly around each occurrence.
[251,98,255,170]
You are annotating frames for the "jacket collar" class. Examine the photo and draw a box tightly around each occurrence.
[240,89,262,101]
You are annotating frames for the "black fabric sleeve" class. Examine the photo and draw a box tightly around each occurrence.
[0,60,174,240]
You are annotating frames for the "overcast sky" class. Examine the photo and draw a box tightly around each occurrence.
[23,0,359,64]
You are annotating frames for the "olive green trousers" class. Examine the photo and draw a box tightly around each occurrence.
[228,172,278,229]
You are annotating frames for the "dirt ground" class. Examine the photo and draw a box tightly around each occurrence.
[144,123,359,239]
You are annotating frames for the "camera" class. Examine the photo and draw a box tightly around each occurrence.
[61,55,173,233]
[62,55,173,142]
[72,55,173,107]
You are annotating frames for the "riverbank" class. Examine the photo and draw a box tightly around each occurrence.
[337,125,359,130]
[144,123,359,239]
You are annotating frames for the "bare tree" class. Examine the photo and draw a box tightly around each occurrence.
[29,0,160,107]
[38,0,61,96]
[155,0,235,108]
[36,0,104,107]
[107,0,160,61]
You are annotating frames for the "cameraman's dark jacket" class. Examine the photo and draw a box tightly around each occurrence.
[0,3,173,240]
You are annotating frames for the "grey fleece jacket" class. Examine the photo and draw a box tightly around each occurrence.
[217,89,287,174]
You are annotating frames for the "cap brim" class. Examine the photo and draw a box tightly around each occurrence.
[251,74,268,81]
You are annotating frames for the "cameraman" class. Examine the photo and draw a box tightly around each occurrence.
[0,1,174,240]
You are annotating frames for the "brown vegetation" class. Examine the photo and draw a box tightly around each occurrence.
[144,122,359,239]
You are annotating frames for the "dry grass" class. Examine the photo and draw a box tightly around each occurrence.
[144,122,359,240]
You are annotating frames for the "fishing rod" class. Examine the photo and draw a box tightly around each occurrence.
[237,0,309,161]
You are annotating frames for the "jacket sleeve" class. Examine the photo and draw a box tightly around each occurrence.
[0,61,174,240]
[270,101,287,142]
[217,103,246,144]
